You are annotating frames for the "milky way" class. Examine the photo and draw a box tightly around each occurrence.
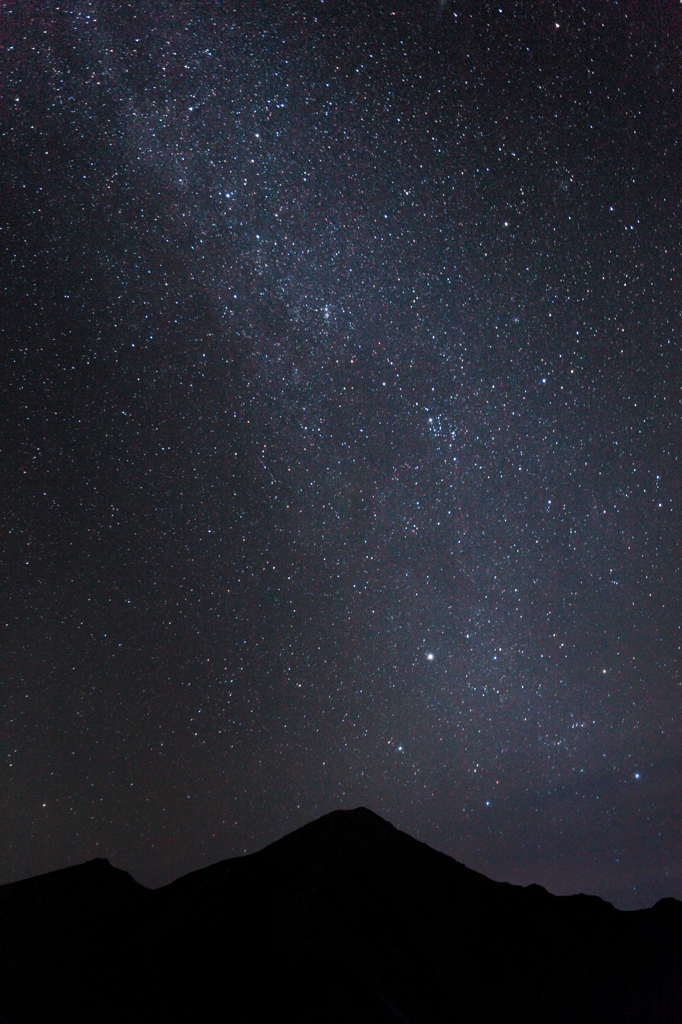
[2,0,682,909]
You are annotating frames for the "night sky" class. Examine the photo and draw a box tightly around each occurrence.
[2,0,682,911]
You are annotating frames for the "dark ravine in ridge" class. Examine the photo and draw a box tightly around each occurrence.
[0,807,680,1023]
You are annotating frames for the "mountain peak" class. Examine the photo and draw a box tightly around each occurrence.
[1,811,681,1024]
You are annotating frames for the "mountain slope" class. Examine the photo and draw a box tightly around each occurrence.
[1,808,680,1023]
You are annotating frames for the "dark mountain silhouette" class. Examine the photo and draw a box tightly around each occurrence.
[1,807,681,1023]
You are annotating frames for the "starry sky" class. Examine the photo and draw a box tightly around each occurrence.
[2,0,682,911]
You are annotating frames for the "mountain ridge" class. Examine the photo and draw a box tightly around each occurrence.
[1,807,680,1023]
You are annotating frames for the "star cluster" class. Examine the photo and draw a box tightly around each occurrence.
[1,0,682,909]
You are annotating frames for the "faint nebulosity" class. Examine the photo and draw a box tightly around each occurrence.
[1,0,681,910]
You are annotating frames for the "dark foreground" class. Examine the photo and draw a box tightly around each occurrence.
[1,807,680,1023]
